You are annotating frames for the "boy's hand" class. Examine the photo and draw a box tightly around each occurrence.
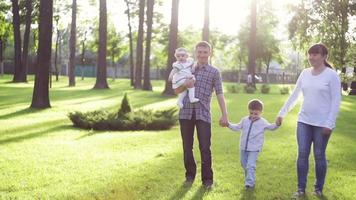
[275,117,283,126]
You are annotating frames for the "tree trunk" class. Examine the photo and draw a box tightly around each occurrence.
[162,0,179,95]
[247,0,257,88]
[21,0,33,82]
[11,0,24,82]
[54,19,60,81]
[202,0,210,42]
[125,0,135,86]
[94,0,109,89]
[134,0,145,89]
[68,0,77,86]
[143,0,154,91]
[31,0,53,109]
[80,31,86,80]
[0,38,3,76]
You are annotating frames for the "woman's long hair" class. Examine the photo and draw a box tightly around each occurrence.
[308,43,333,69]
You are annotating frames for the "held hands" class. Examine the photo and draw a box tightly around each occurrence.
[275,116,283,126]
[322,127,332,136]
[219,115,229,127]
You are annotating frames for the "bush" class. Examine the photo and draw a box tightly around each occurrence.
[244,84,256,93]
[118,93,132,116]
[68,107,178,131]
[280,86,290,95]
[260,84,270,94]
[226,84,242,93]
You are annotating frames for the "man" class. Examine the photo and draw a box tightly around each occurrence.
[175,41,229,189]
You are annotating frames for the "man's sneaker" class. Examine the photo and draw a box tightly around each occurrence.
[291,189,305,199]
[313,190,323,197]
[183,177,194,186]
[203,181,213,190]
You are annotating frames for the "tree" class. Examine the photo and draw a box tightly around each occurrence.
[21,0,33,82]
[68,0,77,86]
[143,0,154,91]
[0,2,11,76]
[134,0,145,89]
[288,0,354,69]
[162,0,179,95]
[202,0,209,42]
[93,0,109,89]
[247,0,257,87]
[31,0,52,108]
[11,0,24,82]
[124,0,135,86]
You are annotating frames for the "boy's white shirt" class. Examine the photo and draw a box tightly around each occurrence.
[278,67,341,129]
[228,116,279,151]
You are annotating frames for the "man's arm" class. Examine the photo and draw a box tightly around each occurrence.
[174,77,195,94]
[217,93,228,127]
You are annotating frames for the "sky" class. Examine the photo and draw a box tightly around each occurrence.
[105,0,301,39]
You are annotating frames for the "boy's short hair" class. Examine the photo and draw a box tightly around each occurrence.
[175,47,188,56]
[248,99,263,111]
[195,41,212,51]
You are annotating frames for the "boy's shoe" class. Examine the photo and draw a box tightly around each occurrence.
[245,185,254,190]
[291,189,305,199]
[177,102,184,109]
[313,190,323,197]
[183,177,194,186]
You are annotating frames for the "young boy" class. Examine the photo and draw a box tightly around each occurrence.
[227,99,280,189]
[168,47,199,108]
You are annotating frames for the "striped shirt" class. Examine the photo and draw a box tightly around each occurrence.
[179,64,223,123]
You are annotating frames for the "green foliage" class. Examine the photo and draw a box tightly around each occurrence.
[226,84,242,93]
[260,84,270,94]
[244,84,256,93]
[118,93,132,116]
[280,86,290,95]
[69,107,177,131]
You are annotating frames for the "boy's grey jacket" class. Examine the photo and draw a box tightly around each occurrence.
[228,116,279,151]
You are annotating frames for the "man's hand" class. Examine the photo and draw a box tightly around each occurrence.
[174,77,195,94]
[275,116,283,126]
[322,127,332,136]
[219,115,229,127]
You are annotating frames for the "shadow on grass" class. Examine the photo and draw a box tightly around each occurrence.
[0,125,71,145]
[168,182,192,200]
[0,107,43,119]
[240,188,256,200]
[190,186,207,200]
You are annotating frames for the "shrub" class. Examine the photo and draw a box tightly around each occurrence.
[260,84,270,94]
[280,86,290,95]
[226,84,242,93]
[68,107,178,131]
[118,93,132,116]
[244,84,256,93]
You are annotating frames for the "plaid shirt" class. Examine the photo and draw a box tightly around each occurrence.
[179,64,223,123]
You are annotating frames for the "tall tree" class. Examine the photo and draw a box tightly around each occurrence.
[143,0,154,91]
[124,0,135,86]
[94,0,109,89]
[31,0,53,108]
[134,0,145,89]
[0,2,11,76]
[247,0,257,87]
[21,0,33,82]
[162,0,179,95]
[68,0,76,86]
[11,0,23,82]
[202,0,209,42]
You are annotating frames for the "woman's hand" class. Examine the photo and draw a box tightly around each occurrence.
[275,116,283,126]
[322,127,332,136]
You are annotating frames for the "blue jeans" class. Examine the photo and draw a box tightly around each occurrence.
[240,150,259,187]
[296,122,330,192]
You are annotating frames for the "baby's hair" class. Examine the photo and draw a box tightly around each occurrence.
[175,47,189,56]
[248,99,263,111]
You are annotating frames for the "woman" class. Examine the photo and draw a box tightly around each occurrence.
[276,43,341,198]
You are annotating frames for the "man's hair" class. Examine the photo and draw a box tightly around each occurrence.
[195,41,212,51]
[248,99,263,111]
[175,47,188,56]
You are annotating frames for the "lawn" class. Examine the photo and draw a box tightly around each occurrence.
[0,75,355,200]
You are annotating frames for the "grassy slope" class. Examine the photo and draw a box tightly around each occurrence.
[0,75,355,200]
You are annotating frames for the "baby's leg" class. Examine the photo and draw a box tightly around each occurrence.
[177,90,187,108]
[188,87,199,103]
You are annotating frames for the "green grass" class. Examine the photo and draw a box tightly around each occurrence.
[0,74,355,200]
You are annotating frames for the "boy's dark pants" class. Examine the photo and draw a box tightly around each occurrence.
[179,116,213,184]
